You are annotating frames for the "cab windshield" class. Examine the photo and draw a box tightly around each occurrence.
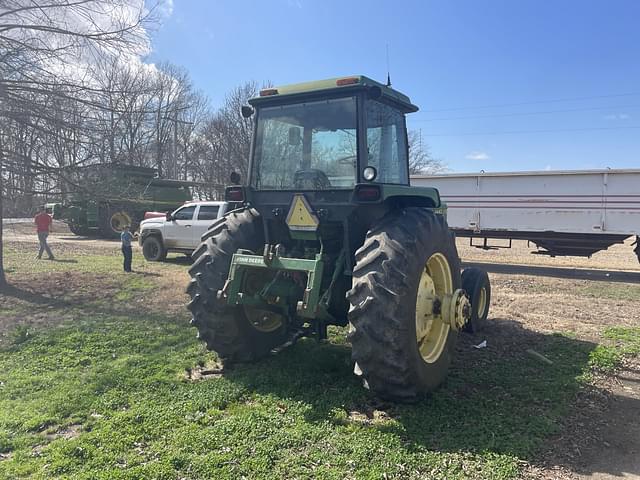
[252,96,357,190]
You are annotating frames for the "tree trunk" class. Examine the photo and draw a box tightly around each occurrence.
[0,131,7,288]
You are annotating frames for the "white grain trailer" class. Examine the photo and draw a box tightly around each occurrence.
[411,169,640,261]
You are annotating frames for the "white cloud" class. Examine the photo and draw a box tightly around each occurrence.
[5,0,156,84]
[604,113,631,121]
[465,151,490,161]
[158,0,174,18]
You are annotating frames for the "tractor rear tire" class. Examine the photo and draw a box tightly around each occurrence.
[347,208,462,401]
[186,208,288,362]
[461,267,491,333]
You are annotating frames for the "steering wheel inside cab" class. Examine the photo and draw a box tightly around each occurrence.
[293,169,332,189]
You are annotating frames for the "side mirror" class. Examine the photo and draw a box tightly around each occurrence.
[165,212,173,221]
[230,172,241,185]
[241,105,254,118]
[288,126,301,146]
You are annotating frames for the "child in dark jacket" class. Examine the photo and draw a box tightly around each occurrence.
[120,226,135,272]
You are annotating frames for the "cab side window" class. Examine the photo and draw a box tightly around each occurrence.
[365,101,409,184]
[197,206,219,220]
[173,206,195,221]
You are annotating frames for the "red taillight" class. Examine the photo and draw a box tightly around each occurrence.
[336,76,360,86]
[259,88,278,96]
[354,185,381,202]
[225,186,244,202]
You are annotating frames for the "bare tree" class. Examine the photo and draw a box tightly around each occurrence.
[407,129,446,175]
[0,0,153,287]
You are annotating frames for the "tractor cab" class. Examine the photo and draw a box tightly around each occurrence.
[227,76,440,245]
[247,76,418,191]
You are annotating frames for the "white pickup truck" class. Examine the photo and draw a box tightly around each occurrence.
[139,201,229,261]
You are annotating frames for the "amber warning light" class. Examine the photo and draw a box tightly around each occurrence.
[259,88,278,96]
[336,77,360,86]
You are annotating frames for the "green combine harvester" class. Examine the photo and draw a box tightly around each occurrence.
[47,164,192,238]
[187,76,491,401]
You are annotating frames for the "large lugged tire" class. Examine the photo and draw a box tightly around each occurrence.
[186,208,288,362]
[347,208,462,401]
[461,267,491,333]
[98,204,135,239]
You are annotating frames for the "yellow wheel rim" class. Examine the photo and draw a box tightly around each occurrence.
[477,286,487,318]
[110,211,132,232]
[244,308,284,333]
[241,271,284,333]
[415,253,453,363]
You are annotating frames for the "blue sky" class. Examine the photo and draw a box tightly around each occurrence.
[148,0,640,173]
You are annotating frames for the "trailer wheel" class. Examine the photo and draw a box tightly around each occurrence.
[347,208,464,401]
[186,208,288,362]
[461,268,491,333]
[142,235,167,262]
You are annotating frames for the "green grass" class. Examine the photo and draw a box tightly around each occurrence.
[0,242,637,479]
[589,326,640,372]
[516,277,640,301]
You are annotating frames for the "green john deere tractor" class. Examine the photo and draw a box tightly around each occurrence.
[187,76,491,401]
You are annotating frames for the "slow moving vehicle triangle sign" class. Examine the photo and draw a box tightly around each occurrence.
[286,194,319,231]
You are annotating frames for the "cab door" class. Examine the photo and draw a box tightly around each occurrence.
[191,205,221,247]
[163,205,196,248]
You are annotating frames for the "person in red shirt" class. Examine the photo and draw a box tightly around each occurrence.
[34,206,54,260]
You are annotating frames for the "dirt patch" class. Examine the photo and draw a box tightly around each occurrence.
[489,274,640,340]
[3,220,120,255]
[531,359,640,479]
[42,424,82,441]
[0,270,120,343]
[185,363,225,381]
[152,260,191,316]
[457,237,640,273]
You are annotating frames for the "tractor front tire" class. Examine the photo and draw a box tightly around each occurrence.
[461,267,491,333]
[186,208,288,362]
[348,208,462,401]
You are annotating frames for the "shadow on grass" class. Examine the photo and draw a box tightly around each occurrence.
[128,270,162,277]
[58,236,118,243]
[162,256,192,265]
[221,318,640,477]
[0,284,69,306]
[49,259,78,264]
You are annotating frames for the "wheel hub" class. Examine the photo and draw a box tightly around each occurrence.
[441,289,471,330]
[415,252,455,364]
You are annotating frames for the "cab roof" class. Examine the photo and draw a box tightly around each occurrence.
[248,75,419,113]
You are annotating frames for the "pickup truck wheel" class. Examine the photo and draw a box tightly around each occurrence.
[142,235,166,262]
